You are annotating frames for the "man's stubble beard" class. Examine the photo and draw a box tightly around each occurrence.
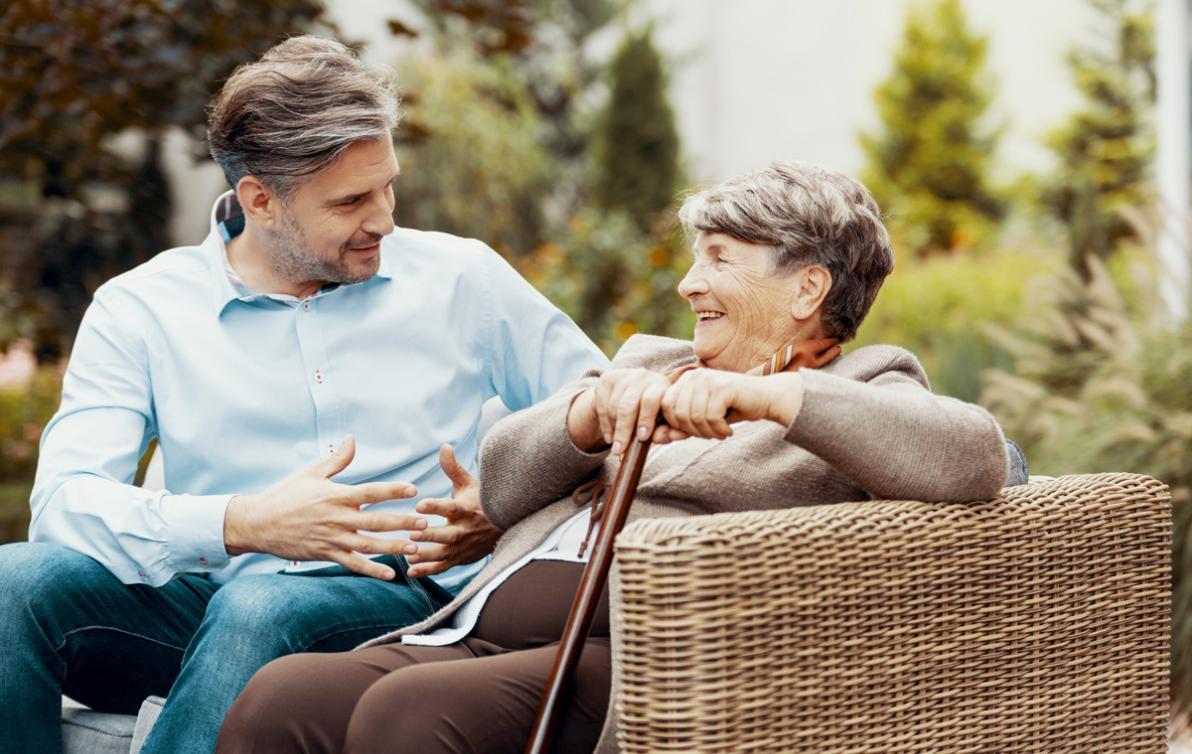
[264,204,378,287]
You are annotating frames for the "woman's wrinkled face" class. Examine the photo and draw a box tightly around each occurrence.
[677,231,801,372]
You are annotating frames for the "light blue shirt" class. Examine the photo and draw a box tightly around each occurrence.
[29,192,608,591]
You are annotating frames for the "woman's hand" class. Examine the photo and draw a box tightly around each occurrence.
[406,445,501,577]
[660,369,805,440]
[567,368,673,456]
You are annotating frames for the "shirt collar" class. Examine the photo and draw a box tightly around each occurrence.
[205,191,394,315]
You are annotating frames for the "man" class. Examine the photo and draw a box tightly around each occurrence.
[0,35,608,754]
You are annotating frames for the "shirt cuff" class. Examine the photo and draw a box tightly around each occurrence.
[164,493,233,574]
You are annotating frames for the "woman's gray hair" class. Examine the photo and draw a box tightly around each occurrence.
[207,36,400,199]
[678,161,895,342]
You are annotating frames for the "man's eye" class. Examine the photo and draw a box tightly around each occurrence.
[341,196,362,206]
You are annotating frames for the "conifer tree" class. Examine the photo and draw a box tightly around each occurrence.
[860,0,1004,256]
[1043,0,1154,275]
[592,27,681,231]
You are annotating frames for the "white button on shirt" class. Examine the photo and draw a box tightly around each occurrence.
[28,192,609,591]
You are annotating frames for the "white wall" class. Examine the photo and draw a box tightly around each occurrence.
[643,0,1095,182]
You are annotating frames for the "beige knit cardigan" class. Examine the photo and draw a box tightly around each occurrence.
[358,334,1010,753]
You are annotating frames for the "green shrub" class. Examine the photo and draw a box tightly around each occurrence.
[0,365,61,543]
[0,366,61,482]
[853,247,1057,401]
[392,48,556,258]
[859,0,1005,256]
[0,479,31,544]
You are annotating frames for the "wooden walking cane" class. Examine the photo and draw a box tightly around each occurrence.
[524,433,652,754]
[523,338,841,752]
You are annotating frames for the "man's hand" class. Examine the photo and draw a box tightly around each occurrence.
[406,444,501,578]
[223,435,425,580]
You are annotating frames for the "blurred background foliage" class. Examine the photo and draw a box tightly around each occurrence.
[391,48,556,256]
[1041,0,1156,273]
[1,0,1190,717]
[0,0,332,362]
[859,0,1005,257]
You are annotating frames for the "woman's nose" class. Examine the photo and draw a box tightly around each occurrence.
[677,264,708,298]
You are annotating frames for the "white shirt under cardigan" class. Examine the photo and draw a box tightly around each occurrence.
[403,439,704,646]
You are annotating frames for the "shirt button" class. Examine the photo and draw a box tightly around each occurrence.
[303,302,310,311]
[315,370,324,384]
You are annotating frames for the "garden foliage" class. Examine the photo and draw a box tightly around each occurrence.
[393,5,691,350]
[591,27,681,231]
[859,0,1004,256]
[1041,0,1155,272]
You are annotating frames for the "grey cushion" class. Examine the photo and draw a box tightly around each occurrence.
[61,708,135,754]
[61,696,163,754]
[130,696,165,754]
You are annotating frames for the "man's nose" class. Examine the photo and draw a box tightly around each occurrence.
[362,194,396,237]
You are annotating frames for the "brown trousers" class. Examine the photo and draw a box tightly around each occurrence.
[216,560,612,754]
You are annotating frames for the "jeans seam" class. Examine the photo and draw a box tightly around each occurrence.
[57,625,189,655]
[295,620,429,651]
[409,579,436,614]
[392,556,437,614]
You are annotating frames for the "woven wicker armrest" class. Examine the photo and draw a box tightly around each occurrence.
[612,473,1171,754]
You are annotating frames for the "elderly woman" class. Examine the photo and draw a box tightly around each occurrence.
[217,162,1013,754]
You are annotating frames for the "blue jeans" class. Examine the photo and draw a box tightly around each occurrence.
[0,541,453,754]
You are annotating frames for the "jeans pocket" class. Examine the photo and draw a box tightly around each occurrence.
[387,555,453,611]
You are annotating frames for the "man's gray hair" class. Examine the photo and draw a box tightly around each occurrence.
[207,36,400,199]
[678,161,895,342]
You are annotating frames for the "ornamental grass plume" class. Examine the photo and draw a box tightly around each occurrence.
[980,254,1192,722]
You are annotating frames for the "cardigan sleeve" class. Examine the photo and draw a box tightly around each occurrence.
[478,378,608,531]
[477,334,698,531]
[784,349,1009,502]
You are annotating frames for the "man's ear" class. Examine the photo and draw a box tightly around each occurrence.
[790,265,832,321]
[235,176,281,229]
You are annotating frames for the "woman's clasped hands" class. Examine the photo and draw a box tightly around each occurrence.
[567,366,805,457]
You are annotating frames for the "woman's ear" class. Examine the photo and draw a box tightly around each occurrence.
[790,265,832,321]
[235,176,281,230]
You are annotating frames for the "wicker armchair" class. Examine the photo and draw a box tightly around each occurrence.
[612,473,1171,753]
